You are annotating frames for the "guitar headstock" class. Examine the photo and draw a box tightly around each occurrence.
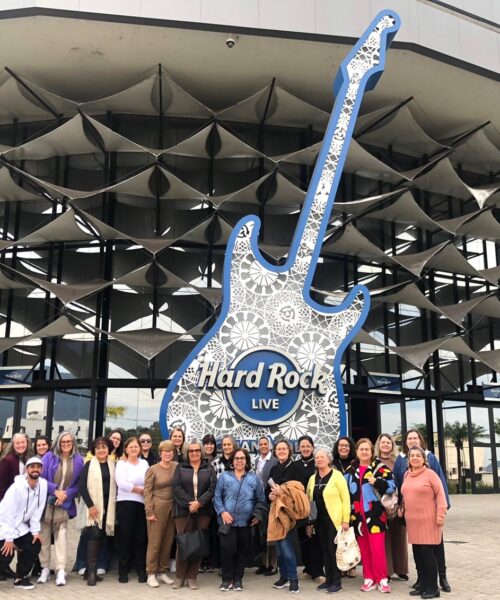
[333,11,401,95]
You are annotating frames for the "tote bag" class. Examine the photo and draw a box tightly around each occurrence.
[334,527,361,571]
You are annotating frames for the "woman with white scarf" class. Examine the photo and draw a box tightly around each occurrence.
[79,437,117,586]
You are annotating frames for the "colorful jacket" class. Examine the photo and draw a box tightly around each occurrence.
[41,451,84,519]
[344,457,396,535]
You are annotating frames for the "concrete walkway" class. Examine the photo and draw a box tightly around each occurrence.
[0,494,497,598]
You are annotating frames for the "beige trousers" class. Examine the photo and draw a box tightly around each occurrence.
[39,521,68,571]
[146,502,176,574]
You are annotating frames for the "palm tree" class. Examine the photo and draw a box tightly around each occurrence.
[494,418,500,437]
[443,421,487,493]
[105,405,126,420]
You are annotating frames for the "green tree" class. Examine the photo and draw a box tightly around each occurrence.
[443,421,487,493]
[494,418,500,437]
[105,405,126,420]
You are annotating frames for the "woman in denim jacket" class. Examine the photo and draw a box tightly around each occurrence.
[214,448,265,591]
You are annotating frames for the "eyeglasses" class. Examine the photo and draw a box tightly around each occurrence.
[140,440,152,444]
[188,449,201,453]
[60,440,73,445]
[234,457,246,461]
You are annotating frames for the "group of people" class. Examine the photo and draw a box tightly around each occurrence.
[0,427,450,598]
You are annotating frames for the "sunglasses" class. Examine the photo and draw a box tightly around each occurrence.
[140,440,152,444]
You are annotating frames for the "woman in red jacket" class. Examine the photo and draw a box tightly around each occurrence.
[0,433,32,500]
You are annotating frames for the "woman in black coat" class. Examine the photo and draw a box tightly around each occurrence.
[172,439,216,590]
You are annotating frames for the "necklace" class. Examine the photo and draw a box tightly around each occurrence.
[315,469,331,489]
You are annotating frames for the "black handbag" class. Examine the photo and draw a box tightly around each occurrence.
[175,515,210,562]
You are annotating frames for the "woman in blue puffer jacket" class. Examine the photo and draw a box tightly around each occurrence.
[214,447,266,591]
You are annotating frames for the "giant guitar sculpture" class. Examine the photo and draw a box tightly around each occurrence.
[160,11,401,446]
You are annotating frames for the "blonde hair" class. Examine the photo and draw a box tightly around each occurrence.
[374,433,397,461]
[158,440,175,453]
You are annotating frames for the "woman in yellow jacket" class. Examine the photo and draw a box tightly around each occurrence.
[306,447,351,594]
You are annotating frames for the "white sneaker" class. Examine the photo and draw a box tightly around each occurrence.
[147,574,160,588]
[37,568,51,584]
[157,573,173,585]
[97,568,106,576]
[169,559,176,574]
[78,568,86,576]
[55,570,66,586]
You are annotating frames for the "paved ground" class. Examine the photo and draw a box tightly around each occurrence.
[0,494,497,598]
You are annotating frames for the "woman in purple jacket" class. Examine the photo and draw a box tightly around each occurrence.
[38,430,84,587]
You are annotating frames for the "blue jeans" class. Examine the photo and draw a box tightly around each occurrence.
[73,530,112,571]
[276,531,297,581]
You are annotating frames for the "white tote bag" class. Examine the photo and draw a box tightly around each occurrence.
[335,527,361,571]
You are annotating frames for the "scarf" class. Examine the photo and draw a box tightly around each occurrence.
[85,457,116,535]
[44,456,74,528]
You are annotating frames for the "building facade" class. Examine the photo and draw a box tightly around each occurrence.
[0,1,499,492]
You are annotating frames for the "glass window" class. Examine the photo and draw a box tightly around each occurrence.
[380,401,402,440]
[493,408,500,444]
[0,394,16,440]
[442,401,471,494]
[404,399,427,442]
[20,393,50,439]
[469,406,490,443]
[52,389,91,453]
[105,387,164,444]
[473,446,495,491]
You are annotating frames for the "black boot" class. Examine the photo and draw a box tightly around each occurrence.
[439,574,451,593]
[86,539,103,586]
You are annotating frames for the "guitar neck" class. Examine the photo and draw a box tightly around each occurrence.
[288,13,399,288]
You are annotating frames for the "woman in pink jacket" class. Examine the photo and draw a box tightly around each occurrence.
[399,447,447,600]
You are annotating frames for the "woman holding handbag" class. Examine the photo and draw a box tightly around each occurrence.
[172,439,217,590]
[214,448,265,591]
[375,433,408,582]
[306,447,350,594]
[344,438,395,594]
[38,430,84,587]
[79,437,116,586]
[399,447,447,600]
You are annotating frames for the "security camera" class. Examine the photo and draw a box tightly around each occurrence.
[225,35,237,49]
